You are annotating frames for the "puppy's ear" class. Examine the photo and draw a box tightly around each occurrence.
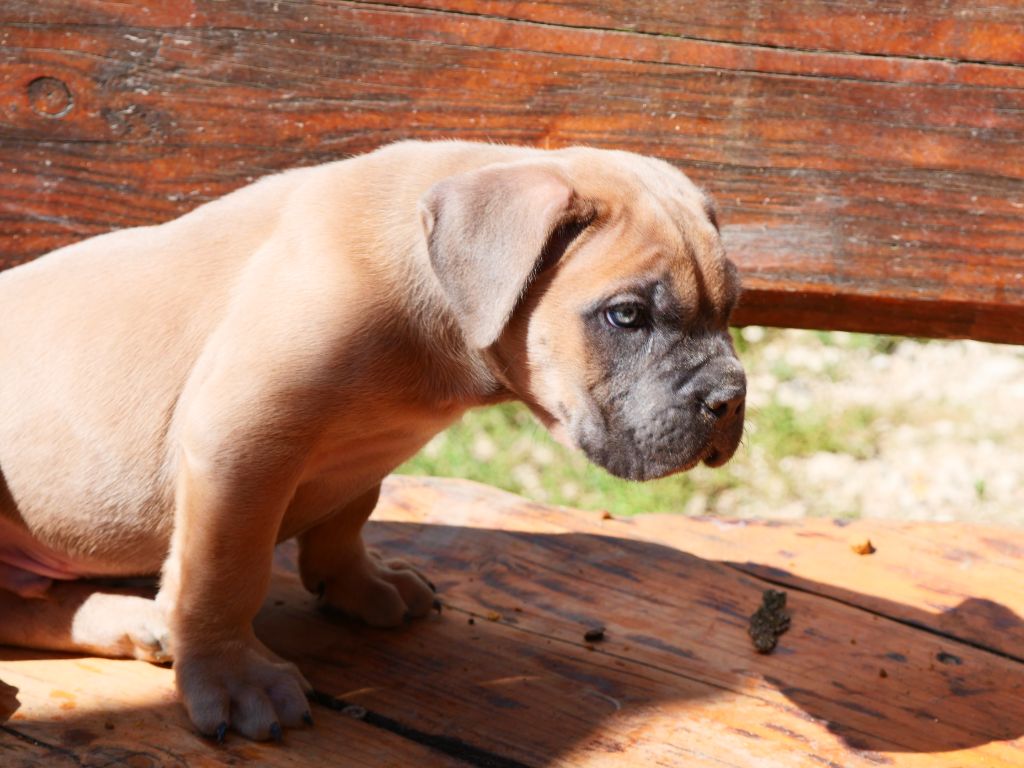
[420,161,590,349]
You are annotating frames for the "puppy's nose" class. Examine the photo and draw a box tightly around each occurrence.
[678,353,746,420]
[703,391,745,421]
[701,371,746,421]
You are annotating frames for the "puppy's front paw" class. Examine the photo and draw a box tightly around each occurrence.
[175,637,313,742]
[318,551,436,628]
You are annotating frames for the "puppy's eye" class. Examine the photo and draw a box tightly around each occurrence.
[605,303,648,330]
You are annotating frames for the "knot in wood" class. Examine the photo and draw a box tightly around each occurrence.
[27,76,73,118]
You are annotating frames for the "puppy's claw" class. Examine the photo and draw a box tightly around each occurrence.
[302,711,314,726]
[427,579,437,593]
[214,722,228,744]
[270,722,283,742]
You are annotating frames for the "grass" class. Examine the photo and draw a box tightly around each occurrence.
[751,401,879,461]
[397,402,741,516]
[396,327,891,517]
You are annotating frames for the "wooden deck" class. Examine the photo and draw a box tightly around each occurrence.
[2,3,1022,766]
[2,475,1022,767]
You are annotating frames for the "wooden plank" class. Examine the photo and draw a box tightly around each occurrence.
[614,513,1024,663]
[370,476,1024,762]
[5,1,1023,78]
[0,649,470,767]
[364,0,1024,67]
[0,2,1022,341]
[378,477,1024,659]
[3,476,1024,765]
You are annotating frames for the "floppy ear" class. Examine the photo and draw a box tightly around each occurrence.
[420,161,590,349]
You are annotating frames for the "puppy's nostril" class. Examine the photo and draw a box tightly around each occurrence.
[704,394,744,420]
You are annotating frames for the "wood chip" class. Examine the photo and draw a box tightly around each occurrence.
[583,626,606,643]
[748,589,791,654]
[851,539,876,555]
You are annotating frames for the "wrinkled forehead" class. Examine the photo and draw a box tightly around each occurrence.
[561,150,739,324]
[562,148,713,223]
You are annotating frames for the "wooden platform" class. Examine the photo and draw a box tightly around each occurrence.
[2,475,1023,767]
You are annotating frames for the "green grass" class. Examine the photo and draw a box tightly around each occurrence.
[397,403,740,516]
[751,402,880,461]
[396,328,891,517]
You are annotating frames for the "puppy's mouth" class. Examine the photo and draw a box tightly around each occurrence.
[624,441,729,481]
[701,437,739,469]
[571,432,711,482]
[524,399,742,481]
[573,414,744,482]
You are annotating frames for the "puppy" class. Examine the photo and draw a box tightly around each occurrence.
[0,141,745,740]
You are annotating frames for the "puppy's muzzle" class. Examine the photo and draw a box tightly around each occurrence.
[573,352,746,482]
[685,358,746,467]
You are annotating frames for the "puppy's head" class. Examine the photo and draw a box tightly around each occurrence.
[421,148,745,481]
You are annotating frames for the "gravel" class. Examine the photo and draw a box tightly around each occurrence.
[718,330,1024,526]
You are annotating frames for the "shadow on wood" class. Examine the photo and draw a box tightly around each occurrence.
[3,479,1023,766]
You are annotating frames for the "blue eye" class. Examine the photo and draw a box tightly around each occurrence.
[605,304,648,329]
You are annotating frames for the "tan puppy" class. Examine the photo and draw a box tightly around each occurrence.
[0,141,745,740]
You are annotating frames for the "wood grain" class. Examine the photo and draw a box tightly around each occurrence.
[2,476,1023,766]
[379,477,1024,661]
[0,651,470,767]
[364,0,1024,67]
[0,1,1022,342]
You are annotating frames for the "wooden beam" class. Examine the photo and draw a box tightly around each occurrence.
[1,1,1021,341]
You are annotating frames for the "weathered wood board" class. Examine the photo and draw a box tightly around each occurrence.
[1,1,1022,342]
[2,476,1022,766]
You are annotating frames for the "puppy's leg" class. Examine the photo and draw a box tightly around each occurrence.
[164,442,314,743]
[298,485,435,628]
[0,582,169,661]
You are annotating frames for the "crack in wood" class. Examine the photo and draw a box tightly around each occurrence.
[309,688,533,768]
[349,0,1024,73]
[6,3,1024,91]
[0,724,84,765]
